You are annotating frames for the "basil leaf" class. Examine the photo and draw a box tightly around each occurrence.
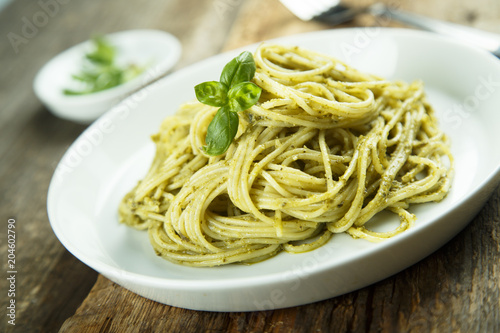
[195,51,260,155]
[220,51,256,88]
[86,36,115,66]
[203,105,239,156]
[227,82,262,112]
[194,81,228,107]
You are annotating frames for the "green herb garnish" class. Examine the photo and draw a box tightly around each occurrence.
[195,51,262,156]
[63,36,144,95]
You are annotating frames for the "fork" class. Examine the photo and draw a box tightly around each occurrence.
[280,0,500,58]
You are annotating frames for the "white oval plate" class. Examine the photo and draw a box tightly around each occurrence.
[47,28,500,311]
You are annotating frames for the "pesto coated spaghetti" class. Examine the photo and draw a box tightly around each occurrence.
[119,43,453,267]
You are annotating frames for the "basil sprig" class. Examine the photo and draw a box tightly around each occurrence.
[195,51,261,156]
[63,36,144,95]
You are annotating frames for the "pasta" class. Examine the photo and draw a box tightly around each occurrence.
[119,43,453,267]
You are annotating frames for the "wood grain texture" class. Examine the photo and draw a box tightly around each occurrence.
[0,0,498,332]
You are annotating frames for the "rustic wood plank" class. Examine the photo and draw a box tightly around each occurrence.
[0,109,96,333]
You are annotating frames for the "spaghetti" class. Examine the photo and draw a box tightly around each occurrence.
[119,43,453,267]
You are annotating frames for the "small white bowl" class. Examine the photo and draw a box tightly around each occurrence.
[34,29,181,124]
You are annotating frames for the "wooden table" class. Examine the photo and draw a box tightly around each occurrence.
[1,0,499,332]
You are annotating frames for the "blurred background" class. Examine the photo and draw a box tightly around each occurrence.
[0,1,499,332]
